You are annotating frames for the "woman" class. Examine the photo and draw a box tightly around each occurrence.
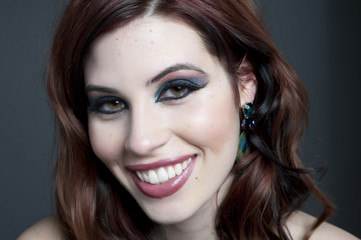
[19,0,358,239]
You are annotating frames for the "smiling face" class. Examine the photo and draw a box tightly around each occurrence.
[84,15,242,224]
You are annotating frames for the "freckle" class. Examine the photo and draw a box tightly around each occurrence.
[151,41,154,44]
[134,39,137,42]
[118,52,120,55]
[195,177,198,180]
[116,38,119,40]
[149,29,152,32]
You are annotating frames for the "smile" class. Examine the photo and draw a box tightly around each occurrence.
[135,157,192,184]
[127,155,196,198]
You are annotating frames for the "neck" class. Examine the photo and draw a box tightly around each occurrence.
[161,201,217,240]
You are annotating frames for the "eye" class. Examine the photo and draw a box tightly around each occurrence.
[161,86,189,99]
[155,79,208,103]
[88,96,127,114]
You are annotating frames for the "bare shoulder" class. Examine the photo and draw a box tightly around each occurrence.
[286,211,359,240]
[17,215,64,240]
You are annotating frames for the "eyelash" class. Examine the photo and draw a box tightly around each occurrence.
[88,79,207,114]
[155,79,207,103]
[88,96,127,114]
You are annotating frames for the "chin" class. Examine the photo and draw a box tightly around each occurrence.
[142,203,197,225]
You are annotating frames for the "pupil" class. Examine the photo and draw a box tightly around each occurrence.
[172,86,183,93]
[109,100,120,109]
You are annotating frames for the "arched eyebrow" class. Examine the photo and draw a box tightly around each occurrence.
[85,63,207,94]
[85,85,119,94]
[147,63,207,85]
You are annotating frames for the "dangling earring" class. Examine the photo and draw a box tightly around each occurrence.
[237,102,255,160]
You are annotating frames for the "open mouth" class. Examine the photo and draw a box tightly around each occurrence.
[128,155,197,198]
[135,157,193,184]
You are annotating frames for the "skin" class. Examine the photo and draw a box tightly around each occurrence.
[84,15,249,237]
[18,212,359,240]
[18,16,359,240]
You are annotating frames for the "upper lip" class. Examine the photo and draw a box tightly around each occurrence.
[126,154,196,172]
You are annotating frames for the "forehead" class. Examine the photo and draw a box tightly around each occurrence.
[84,15,217,86]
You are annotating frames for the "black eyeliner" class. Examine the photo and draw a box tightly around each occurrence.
[154,78,208,102]
[88,96,126,114]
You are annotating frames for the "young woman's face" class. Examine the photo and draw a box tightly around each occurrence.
[85,16,241,224]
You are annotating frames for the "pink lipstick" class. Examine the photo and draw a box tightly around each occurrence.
[127,155,196,198]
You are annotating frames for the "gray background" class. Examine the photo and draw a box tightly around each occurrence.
[1,1,360,239]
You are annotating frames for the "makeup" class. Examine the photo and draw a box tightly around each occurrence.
[154,78,208,102]
[148,63,206,84]
[127,155,196,198]
[88,96,127,114]
[85,15,241,224]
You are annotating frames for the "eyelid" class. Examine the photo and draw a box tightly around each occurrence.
[88,95,127,114]
[155,78,208,103]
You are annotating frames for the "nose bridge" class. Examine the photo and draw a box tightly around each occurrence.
[125,102,168,156]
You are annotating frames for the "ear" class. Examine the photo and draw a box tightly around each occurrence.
[237,54,257,107]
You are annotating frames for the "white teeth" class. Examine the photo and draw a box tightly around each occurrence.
[158,167,169,183]
[143,172,149,182]
[181,160,187,170]
[148,170,160,184]
[167,166,176,179]
[175,163,182,175]
[135,157,194,184]
[136,171,144,182]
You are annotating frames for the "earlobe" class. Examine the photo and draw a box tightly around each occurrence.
[237,54,257,107]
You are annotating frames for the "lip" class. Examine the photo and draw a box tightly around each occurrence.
[128,155,196,198]
[127,154,194,171]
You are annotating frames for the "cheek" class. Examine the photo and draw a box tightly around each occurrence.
[88,118,125,164]
[175,92,240,155]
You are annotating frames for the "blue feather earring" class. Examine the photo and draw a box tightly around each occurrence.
[237,102,255,160]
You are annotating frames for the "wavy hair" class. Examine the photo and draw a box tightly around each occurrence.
[47,0,334,239]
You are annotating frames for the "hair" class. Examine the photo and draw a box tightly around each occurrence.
[47,0,335,239]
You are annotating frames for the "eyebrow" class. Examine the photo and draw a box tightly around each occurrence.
[148,63,207,84]
[85,63,207,93]
[85,85,119,94]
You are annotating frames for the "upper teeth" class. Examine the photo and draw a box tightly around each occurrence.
[135,157,192,185]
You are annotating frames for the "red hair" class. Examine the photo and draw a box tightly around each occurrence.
[47,0,334,239]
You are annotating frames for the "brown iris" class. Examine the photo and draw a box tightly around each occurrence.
[108,100,123,110]
[170,86,187,96]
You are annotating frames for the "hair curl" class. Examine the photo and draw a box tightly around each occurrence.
[47,0,334,239]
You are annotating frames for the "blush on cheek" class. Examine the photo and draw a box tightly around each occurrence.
[203,114,239,153]
[88,122,125,164]
[174,95,239,153]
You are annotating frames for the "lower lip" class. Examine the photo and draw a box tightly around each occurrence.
[130,157,196,198]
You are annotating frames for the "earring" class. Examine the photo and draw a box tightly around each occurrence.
[237,102,255,160]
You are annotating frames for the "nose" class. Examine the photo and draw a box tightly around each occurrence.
[124,104,170,156]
